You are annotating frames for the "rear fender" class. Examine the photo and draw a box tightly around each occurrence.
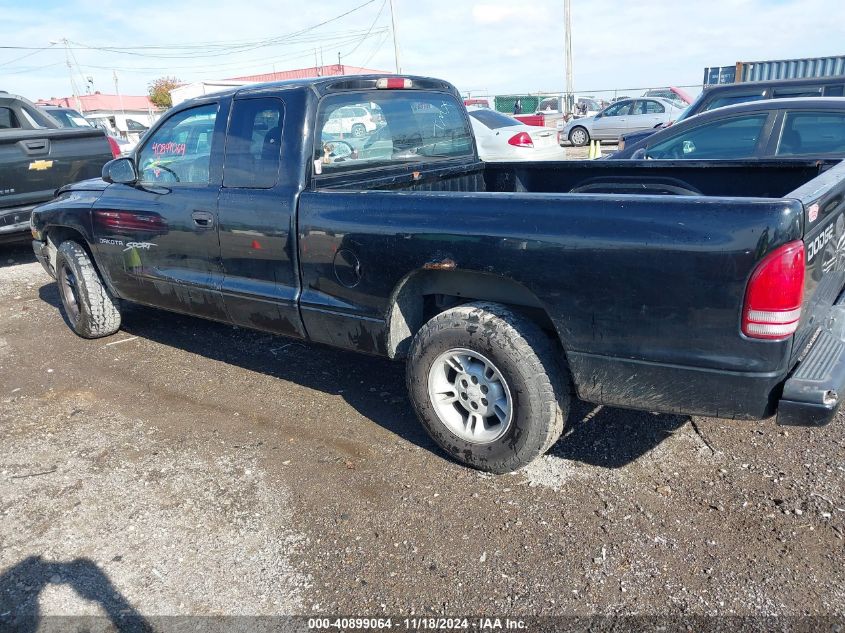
[386,269,558,359]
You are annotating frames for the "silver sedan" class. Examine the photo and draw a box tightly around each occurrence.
[562,97,686,146]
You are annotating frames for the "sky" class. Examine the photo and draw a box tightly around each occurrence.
[2,0,845,103]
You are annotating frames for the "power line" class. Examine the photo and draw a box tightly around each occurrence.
[0,43,56,68]
[70,31,388,75]
[361,30,390,67]
[343,0,387,59]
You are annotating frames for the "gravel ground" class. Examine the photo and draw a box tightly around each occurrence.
[1,242,844,627]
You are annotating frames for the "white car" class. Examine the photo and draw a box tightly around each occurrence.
[562,97,686,146]
[322,106,378,138]
[467,107,566,161]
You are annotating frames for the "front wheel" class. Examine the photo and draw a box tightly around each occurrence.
[55,240,121,339]
[351,123,366,138]
[569,126,590,146]
[406,302,569,473]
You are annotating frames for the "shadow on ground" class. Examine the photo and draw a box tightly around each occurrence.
[0,243,36,269]
[0,556,152,633]
[551,399,690,469]
[38,282,686,470]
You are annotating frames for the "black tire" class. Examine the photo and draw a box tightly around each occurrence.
[406,302,569,473]
[55,240,121,339]
[569,126,590,147]
[351,123,366,138]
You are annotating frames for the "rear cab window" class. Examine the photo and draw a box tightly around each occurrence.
[315,91,473,173]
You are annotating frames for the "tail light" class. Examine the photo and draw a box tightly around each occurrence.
[508,132,534,148]
[742,240,805,340]
[106,135,121,158]
[94,209,166,232]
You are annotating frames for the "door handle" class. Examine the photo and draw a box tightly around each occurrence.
[19,138,50,155]
[191,210,215,228]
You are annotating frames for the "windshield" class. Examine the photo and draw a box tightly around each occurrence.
[468,109,521,129]
[46,108,92,128]
[316,91,474,172]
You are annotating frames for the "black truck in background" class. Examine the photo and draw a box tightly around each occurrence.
[0,91,115,243]
[29,74,845,473]
[616,75,845,152]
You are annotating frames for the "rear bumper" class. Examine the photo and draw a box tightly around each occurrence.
[778,298,845,427]
[0,205,34,244]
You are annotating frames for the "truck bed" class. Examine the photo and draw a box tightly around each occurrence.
[317,158,836,199]
[302,158,845,420]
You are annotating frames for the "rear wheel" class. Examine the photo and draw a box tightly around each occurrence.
[406,302,569,473]
[569,126,589,146]
[55,240,121,339]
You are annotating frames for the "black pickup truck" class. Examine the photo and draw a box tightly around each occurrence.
[29,75,845,473]
[1,92,115,243]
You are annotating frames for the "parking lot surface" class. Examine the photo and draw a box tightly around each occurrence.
[1,242,844,621]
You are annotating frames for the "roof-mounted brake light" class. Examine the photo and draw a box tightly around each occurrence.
[376,78,412,89]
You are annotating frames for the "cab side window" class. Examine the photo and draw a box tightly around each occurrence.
[0,107,20,129]
[137,104,217,185]
[643,100,665,114]
[603,102,632,116]
[777,111,845,156]
[223,98,284,189]
[646,114,768,159]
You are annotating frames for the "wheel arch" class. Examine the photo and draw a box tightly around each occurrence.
[385,269,563,360]
[43,225,116,295]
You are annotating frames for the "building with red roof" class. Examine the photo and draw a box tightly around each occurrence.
[37,92,160,139]
[227,64,390,83]
[171,64,391,105]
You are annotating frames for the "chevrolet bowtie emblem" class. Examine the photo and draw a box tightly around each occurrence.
[28,160,54,171]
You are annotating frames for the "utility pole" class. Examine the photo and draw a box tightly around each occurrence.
[52,38,83,113]
[563,0,574,113]
[338,51,343,74]
[113,70,126,138]
[389,0,402,74]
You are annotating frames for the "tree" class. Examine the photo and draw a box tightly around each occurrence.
[148,76,182,109]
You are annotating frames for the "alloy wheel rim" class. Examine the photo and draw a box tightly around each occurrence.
[427,348,513,444]
[59,263,80,322]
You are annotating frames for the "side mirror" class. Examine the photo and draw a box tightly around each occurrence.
[102,157,137,184]
[594,112,602,119]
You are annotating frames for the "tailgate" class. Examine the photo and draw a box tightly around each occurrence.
[0,128,112,210]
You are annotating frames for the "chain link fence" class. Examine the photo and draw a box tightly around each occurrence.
[466,84,704,116]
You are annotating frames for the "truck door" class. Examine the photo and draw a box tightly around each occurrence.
[91,102,227,321]
[216,96,306,338]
